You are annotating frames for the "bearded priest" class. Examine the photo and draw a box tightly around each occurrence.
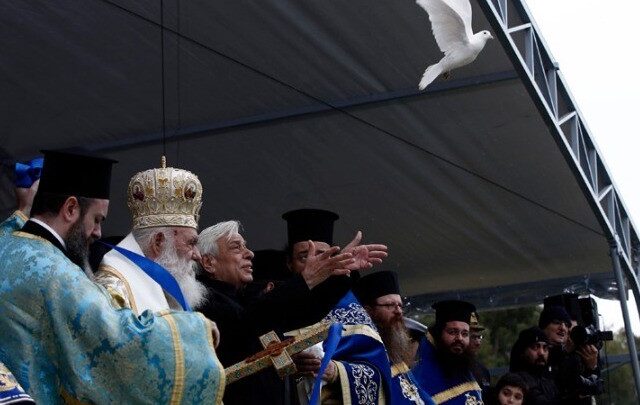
[95,157,209,314]
[0,150,224,404]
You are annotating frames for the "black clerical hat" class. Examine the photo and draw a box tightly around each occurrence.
[543,293,582,323]
[39,150,116,199]
[252,249,290,281]
[353,271,400,305]
[282,208,339,246]
[432,300,476,326]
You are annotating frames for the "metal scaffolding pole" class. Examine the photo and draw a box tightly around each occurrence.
[611,243,640,400]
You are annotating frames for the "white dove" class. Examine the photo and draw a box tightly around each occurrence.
[416,0,493,90]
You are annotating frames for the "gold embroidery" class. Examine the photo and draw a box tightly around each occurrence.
[96,264,139,314]
[105,286,128,308]
[342,324,383,343]
[0,363,18,392]
[14,210,28,222]
[13,231,48,243]
[432,381,482,404]
[198,313,226,405]
[128,165,202,230]
[464,392,484,405]
[391,362,409,377]
[335,361,352,405]
[162,313,185,405]
[399,374,425,405]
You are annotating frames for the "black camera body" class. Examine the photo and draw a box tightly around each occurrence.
[570,324,614,349]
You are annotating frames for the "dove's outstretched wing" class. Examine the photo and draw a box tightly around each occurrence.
[416,0,472,54]
[443,0,473,38]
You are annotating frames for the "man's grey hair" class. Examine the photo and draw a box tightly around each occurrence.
[197,221,241,256]
[132,226,173,256]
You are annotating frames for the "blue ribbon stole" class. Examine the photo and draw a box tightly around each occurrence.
[14,157,44,188]
[99,241,191,311]
[309,322,343,405]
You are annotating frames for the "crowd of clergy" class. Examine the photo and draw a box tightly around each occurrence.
[0,151,604,405]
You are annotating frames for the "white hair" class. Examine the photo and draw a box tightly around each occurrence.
[132,226,208,308]
[132,226,173,256]
[197,221,241,256]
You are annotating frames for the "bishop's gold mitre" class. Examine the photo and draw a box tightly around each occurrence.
[127,157,203,230]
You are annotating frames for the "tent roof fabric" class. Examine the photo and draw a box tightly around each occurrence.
[0,0,631,308]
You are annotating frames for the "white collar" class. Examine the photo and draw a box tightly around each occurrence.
[30,217,66,248]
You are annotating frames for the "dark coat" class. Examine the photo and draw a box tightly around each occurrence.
[470,360,491,400]
[513,369,560,405]
[196,274,354,404]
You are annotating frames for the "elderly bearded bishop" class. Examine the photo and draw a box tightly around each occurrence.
[96,158,207,314]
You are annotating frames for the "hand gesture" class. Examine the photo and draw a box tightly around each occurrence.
[342,231,388,271]
[301,241,354,289]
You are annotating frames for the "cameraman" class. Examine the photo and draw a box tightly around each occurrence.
[539,306,602,404]
[556,321,603,404]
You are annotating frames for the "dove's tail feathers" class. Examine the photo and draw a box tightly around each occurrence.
[419,63,443,90]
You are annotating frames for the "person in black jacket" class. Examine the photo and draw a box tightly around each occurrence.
[540,297,602,404]
[509,327,560,405]
[195,219,384,404]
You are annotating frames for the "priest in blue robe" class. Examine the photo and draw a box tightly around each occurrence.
[299,271,434,404]
[0,151,225,404]
[411,300,483,405]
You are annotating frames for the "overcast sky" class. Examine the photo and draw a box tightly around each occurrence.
[524,0,640,334]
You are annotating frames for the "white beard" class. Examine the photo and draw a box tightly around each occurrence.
[155,246,209,309]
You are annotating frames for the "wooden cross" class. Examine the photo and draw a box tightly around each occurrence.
[225,322,331,385]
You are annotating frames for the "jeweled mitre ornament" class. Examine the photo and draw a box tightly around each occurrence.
[127,156,203,230]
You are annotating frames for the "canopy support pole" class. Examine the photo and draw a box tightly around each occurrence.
[611,242,640,400]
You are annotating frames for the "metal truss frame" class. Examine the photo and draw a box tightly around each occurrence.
[478,0,640,398]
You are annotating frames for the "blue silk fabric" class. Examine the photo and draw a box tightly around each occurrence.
[319,292,435,404]
[0,212,225,404]
[410,335,483,404]
[14,157,43,188]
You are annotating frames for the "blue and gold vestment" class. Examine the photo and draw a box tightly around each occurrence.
[317,292,435,404]
[0,211,225,404]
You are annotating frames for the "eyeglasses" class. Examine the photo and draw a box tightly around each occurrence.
[444,328,470,338]
[373,303,406,310]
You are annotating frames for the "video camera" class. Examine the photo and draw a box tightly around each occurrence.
[569,324,613,349]
[544,294,613,349]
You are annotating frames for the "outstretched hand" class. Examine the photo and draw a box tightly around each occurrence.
[342,231,388,271]
[301,240,354,289]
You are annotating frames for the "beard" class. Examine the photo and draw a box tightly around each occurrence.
[434,337,472,377]
[155,244,208,308]
[378,317,413,365]
[65,218,93,279]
